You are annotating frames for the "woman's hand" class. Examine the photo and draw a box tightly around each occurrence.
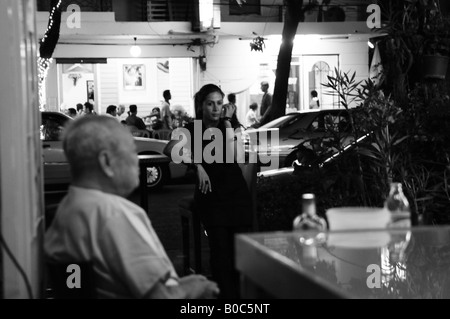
[222,103,236,119]
[196,164,212,194]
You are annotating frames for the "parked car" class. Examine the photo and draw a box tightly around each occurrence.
[244,109,353,168]
[41,111,187,189]
[257,130,371,181]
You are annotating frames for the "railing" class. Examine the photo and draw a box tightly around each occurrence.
[147,0,192,22]
[37,0,380,23]
[37,0,113,12]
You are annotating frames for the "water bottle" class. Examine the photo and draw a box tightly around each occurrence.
[293,194,327,231]
[385,183,411,228]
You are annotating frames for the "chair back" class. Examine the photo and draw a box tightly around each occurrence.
[239,163,258,231]
[127,125,150,138]
[153,129,172,140]
[46,262,96,299]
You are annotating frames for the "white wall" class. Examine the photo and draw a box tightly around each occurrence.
[202,35,369,121]
[60,72,94,111]
[199,38,263,125]
[0,0,44,299]
[98,58,195,117]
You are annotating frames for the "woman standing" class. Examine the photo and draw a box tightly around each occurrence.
[164,84,252,299]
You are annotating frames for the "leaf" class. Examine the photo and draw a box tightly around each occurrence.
[393,135,409,146]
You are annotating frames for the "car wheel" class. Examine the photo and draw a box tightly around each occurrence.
[146,165,167,189]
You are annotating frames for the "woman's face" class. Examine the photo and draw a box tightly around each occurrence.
[202,92,224,123]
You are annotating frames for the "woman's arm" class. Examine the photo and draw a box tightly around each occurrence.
[163,129,212,194]
[163,129,191,163]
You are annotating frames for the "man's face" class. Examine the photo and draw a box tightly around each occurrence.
[111,131,139,197]
[261,84,268,92]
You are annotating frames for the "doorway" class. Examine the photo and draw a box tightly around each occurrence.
[57,63,98,113]
[300,54,339,110]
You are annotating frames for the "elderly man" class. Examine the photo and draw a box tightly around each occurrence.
[44,116,219,299]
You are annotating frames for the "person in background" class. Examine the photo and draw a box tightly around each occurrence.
[44,115,219,299]
[245,102,259,128]
[67,108,77,118]
[149,107,163,131]
[309,90,320,109]
[125,104,147,130]
[227,93,236,106]
[76,103,84,117]
[106,105,118,119]
[260,81,272,118]
[163,84,252,299]
[84,102,96,115]
[161,90,174,130]
[117,105,127,122]
[226,93,240,125]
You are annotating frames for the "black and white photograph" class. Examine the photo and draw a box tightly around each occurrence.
[2,0,450,307]
[123,64,145,90]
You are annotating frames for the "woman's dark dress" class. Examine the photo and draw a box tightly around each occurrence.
[186,121,252,228]
[185,120,252,298]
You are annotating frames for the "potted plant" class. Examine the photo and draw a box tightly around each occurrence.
[421,11,450,79]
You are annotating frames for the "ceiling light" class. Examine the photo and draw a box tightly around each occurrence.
[130,37,141,58]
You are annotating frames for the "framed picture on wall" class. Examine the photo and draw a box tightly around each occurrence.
[123,64,145,90]
[86,80,95,101]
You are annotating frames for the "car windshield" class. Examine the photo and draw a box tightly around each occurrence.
[260,113,300,129]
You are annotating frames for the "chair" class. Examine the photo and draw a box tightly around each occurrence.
[153,129,172,140]
[127,125,150,138]
[179,197,202,275]
[46,261,96,299]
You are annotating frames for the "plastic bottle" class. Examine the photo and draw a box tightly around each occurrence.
[293,193,327,231]
[385,182,411,228]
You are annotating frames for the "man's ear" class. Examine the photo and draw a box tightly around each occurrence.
[98,150,114,177]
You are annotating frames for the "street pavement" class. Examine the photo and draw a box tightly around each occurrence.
[138,174,211,277]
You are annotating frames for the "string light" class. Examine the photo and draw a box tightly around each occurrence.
[38,0,62,109]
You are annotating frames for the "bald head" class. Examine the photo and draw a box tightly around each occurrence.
[62,115,139,196]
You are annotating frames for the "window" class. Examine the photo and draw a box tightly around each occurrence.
[229,0,260,15]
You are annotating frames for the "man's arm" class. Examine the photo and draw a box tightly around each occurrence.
[162,105,173,129]
[144,275,219,299]
[135,117,147,130]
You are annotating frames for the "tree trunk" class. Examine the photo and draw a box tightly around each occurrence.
[260,0,303,125]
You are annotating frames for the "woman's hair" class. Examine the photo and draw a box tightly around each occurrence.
[68,108,77,117]
[194,84,225,120]
[311,90,318,98]
[106,105,117,115]
[249,102,258,111]
[227,93,236,104]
